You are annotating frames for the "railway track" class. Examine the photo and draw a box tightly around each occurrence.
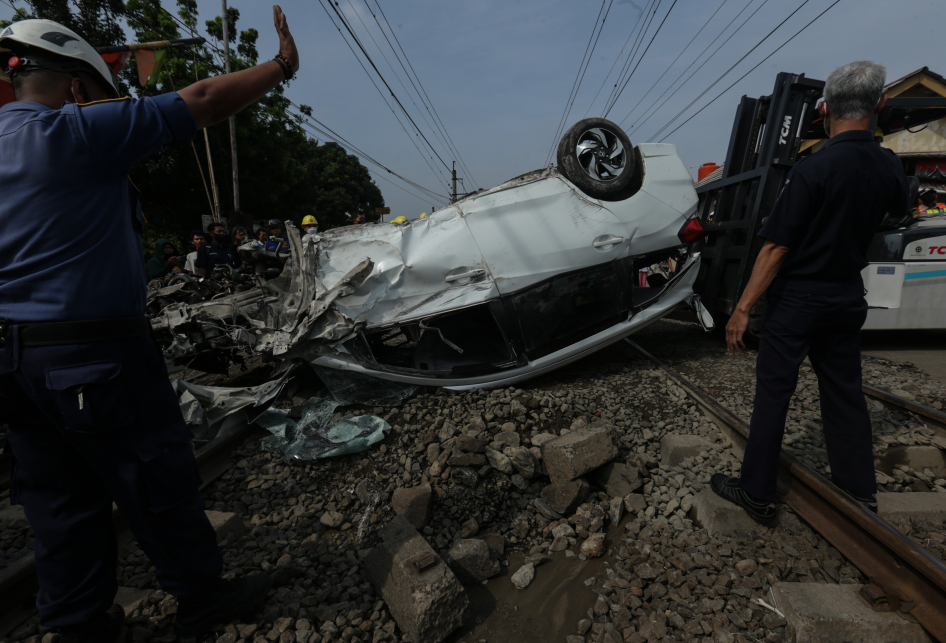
[626,339,946,641]
[0,404,265,638]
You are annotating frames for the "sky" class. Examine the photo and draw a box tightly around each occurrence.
[9,0,944,219]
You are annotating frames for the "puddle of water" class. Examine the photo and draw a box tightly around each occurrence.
[446,523,626,643]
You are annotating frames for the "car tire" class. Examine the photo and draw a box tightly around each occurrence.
[557,118,638,199]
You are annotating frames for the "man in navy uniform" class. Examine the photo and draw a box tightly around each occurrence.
[0,7,298,641]
[713,61,909,524]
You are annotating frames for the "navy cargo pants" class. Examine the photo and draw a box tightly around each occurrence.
[739,276,876,503]
[0,332,222,627]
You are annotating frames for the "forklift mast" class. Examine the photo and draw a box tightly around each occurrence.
[693,72,824,322]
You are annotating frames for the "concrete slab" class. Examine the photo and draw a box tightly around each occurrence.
[660,435,711,469]
[877,492,946,523]
[773,582,932,643]
[115,587,153,617]
[688,489,760,537]
[541,425,618,486]
[364,516,468,643]
[206,511,247,542]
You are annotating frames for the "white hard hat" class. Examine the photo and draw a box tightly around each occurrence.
[0,19,119,97]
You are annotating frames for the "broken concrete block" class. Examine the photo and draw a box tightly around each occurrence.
[531,433,558,448]
[478,532,504,556]
[446,539,500,584]
[773,582,932,643]
[877,492,946,523]
[688,490,760,537]
[542,425,618,486]
[589,462,641,497]
[206,511,247,542]
[874,446,946,478]
[115,587,152,617]
[485,448,514,475]
[540,479,590,515]
[660,434,711,468]
[503,446,536,479]
[392,484,433,530]
[364,516,468,643]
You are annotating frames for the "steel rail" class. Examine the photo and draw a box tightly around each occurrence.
[626,339,946,641]
[0,418,263,637]
[862,383,946,427]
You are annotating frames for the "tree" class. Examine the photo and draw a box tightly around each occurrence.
[1,0,386,257]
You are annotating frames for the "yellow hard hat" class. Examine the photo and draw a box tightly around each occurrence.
[391,216,408,224]
[874,127,884,141]
[301,215,318,226]
[419,212,429,219]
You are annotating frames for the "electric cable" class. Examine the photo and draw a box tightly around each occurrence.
[603,0,679,117]
[656,0,842,142]
[582,0,656,118]
[648,0,813,142]
[624,0,767,133]
[614,0,730,126]
[369,0,480,189]
[544,0,612,166]
[601,0,661,119]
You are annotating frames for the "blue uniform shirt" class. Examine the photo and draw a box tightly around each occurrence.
[0,94,197,322]
[759,129,908,282]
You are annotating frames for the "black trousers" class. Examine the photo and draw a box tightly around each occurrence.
[0,333,222,627]
[739,277,876,502]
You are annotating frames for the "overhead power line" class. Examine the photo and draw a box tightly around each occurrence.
[582,0,656,118]
[648,0,814,142]
[544,0,614,166]
[368,0,480,190]
[614,0,731,127]
[603,0,679,117]
[623,0,769,132]
[601,0,661,119]
[656,0,843,142]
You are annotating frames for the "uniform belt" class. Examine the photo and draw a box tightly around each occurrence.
[9,316,153,347]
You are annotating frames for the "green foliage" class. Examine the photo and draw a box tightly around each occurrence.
[2,0,385,251]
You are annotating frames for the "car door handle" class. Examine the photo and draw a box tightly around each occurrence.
[445,268,486,283]
[593,234,625,249]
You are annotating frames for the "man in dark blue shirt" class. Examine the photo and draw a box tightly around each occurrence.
[0,8,298,641]
[712,61,909,525]
[195,221,239,276]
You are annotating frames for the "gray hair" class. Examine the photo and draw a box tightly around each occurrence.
[824,61,887,120]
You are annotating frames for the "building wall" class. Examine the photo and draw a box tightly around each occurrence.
[883,116,946,154]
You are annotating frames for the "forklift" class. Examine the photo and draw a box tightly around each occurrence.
[692,72,946,340]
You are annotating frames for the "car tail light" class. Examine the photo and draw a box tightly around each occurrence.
[678,216,705,244]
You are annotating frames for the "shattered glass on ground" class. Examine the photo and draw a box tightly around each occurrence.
[256,368,417,462]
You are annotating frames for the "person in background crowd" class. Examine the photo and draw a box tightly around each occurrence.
[196,222,239,276]
[916,188,945,216]
[301,215,318,235]
[231,226,249,247]
[265,218,290,253]
[145,239,182,281]
[254,228,268,249]
[351,212,366,225]
[183,229,207,273]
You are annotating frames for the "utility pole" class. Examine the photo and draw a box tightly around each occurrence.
[451,161,457,202]
[220,0,240,218]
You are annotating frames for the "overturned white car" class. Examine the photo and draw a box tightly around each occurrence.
[152,119,709,389]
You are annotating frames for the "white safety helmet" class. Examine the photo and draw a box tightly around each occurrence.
[0,19,119,97]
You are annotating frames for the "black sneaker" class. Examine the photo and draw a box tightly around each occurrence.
[175,574,273,638]
[710,473,778,526]
[60,603,125,643]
